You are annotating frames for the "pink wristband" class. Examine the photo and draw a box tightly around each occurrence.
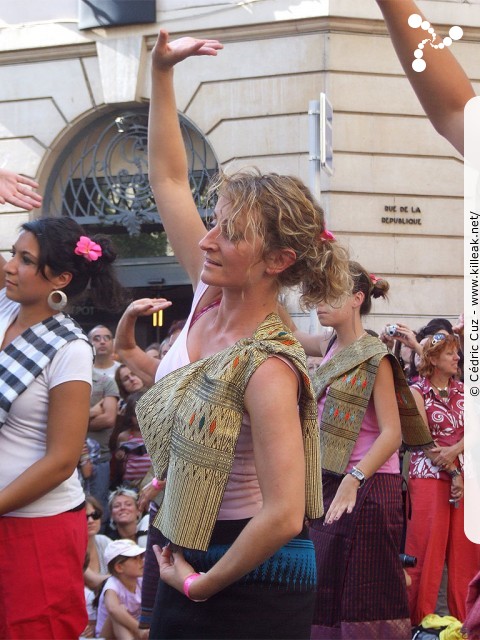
[183,572,207,602]
[151,477,161,490]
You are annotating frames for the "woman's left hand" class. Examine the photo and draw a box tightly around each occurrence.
[430,444,460,468]
[324,474,359,525]
[153,544,197,595]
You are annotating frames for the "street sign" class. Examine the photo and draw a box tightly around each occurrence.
[320,93,333,176]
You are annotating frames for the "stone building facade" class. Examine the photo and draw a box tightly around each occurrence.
[0,0,478,336]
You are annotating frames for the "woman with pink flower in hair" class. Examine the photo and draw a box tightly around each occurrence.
[0,217,125,638]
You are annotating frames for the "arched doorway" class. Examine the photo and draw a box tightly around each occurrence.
[42,104,218,344]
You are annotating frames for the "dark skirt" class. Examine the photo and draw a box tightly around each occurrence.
[309,471,411,640]
[149,519,316,640]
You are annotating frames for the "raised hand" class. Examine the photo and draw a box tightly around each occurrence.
[152,29,223,72]
[0,168,43,210]
[391,323,419,350]
[126,298,172,319]
[452,312,464,337]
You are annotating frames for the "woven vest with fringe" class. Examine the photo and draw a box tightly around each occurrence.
[312,334,434,474]
[136,313,322,551]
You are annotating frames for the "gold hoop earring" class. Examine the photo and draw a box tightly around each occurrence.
[48,290,68,312]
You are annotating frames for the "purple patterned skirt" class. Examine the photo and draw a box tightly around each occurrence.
[309,471,411,639]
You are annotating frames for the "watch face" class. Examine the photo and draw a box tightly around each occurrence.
[350,468,365,485]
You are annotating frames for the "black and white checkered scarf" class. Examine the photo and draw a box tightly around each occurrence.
[0,313,90,427]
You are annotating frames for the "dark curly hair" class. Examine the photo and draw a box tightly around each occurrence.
[21,217,125,311]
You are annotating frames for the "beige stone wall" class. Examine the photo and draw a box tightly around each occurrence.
[0,0,477,333]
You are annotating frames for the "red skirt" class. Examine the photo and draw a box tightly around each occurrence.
[0,509,88,639]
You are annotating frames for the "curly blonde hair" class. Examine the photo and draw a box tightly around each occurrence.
[207,169,351,306]
[418,334,460,379]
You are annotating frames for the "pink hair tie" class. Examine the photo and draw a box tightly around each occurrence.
[75,236,102,262]
[319,229,336,242]
[370,274,379,284]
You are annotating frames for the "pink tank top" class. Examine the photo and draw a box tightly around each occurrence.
[317,346,399,474]
[155,281,301,519]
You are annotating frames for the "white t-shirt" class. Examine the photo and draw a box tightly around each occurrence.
[93,361,121,379]
[0,288,92,517]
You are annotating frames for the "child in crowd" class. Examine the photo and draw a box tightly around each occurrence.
[95,539,148,639]
[113,392,151,489]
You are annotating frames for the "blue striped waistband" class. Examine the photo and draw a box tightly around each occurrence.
[184,534,316,591]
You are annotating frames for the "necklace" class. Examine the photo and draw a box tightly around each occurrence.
[329,331,368,357]
[432,382,449,398]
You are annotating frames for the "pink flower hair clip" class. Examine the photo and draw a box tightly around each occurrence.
[319,229,336,242]
[74,236,102,262]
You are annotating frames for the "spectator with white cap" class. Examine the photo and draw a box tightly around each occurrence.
[95,539,148,639]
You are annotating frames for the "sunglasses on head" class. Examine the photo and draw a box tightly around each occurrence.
[86,510,101,521]
[431,333,447,345]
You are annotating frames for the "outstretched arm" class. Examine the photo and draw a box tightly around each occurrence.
[115,298,172,386]
[148,30,223,288]
[0,168,43,210]
[376,0,475,155]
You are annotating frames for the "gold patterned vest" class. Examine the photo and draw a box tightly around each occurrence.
[136,313,322,551]
[312,334,434,474]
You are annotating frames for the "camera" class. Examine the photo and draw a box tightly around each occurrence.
[399,553,417,568]
[386,324,399,337]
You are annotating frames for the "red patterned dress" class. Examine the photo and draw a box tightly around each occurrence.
[406,377,479,624]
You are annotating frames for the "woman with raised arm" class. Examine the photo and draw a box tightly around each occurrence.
[308,262,434,639]
[0,217,124,638]
[131,30,353,639]
[375,0,475,155]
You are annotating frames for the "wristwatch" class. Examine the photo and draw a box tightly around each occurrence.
[348,466,366,487]
[447,467,461,478]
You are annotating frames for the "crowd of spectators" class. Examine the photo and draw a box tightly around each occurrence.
[75,315,185,637]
